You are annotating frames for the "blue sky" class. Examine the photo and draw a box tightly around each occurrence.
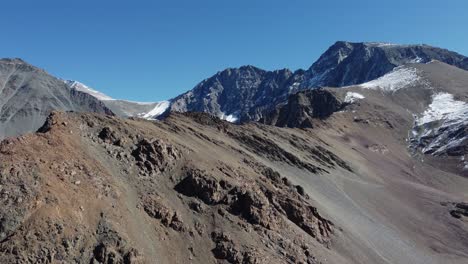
[1,0,467,101]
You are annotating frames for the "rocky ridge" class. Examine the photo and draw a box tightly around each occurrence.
[0,111,346,263]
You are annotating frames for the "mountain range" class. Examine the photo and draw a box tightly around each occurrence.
[0,41,468,263]
[2,41,468,139]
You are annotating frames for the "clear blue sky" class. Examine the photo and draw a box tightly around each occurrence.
[1,0,467,101]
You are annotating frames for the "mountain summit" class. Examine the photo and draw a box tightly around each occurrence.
[302,41,468,88]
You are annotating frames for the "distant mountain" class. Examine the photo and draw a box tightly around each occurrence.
[2,41,468,137]
[162,41,468,122]
[0,59,113,139]
[63,80,170,119]
[169,66,301,122]
[301,41,468,88]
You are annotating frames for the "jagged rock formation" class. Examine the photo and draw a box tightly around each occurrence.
[0,59,113,139]
[170,66,299,122]
[301,41,468,88]
[261,89,344,128]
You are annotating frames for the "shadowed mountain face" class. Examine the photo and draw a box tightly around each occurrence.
[0,59,113,139]
[170,66,299,122]
[260,89,344,128]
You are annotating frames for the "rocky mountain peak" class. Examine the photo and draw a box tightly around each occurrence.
[0,58,27,64]
[170,65,296,122]
[0,57,46,74]
[303,41,468,88]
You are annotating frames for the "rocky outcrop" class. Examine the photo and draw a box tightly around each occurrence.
[131,138,181,176]
[445,202,468,219]
[211,231,270,264]
[90,220,144,264]
[141,195,186,232]
[261,89,343,128]
[175,168,230,205]
[175,165,333,245]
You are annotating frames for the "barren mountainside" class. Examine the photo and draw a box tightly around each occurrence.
[0,42,468,264]
[1,77,468,263]
[0,59,113,139]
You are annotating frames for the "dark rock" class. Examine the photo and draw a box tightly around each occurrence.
[131,138,181,175]
[174,168,228,205]
[141,195,186,232]
[261,89,343,128]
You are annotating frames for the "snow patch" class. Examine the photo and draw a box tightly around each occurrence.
[142,101,170,119]
[344,92,365,103]
[415,93,468,126]
[409,57,423,63]
[360,67,424,92]
[289,82,301,91]
[365,42,399,48]
[220,112,239,123]
[410,93,468,156]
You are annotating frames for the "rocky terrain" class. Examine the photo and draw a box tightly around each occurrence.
[0,111,343,263]
[1,73,468,262]
[0,41,468,263]
[0,109,462,263]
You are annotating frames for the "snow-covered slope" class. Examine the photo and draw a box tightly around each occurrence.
[359,66,428,92]
[344,92,365,103]
[64,80,171,120]
[141,101,170,119]
[411,93,468,158]
[64,80,114,101]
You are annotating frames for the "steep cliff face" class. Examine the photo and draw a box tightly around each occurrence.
[0,59,113,139]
